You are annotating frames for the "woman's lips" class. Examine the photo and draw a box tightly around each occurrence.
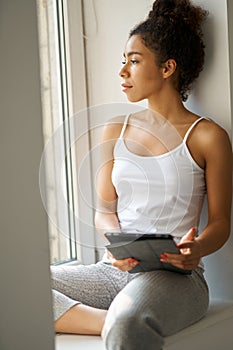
[121,83,133,92]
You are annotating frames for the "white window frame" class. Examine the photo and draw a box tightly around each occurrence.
[62,0,98,264]
[38,0,97,264]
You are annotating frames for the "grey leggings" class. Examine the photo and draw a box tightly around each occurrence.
[51,261,209,349]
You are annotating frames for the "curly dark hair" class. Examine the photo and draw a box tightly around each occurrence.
[129,0,208,101]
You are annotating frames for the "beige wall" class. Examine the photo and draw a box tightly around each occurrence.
[0,1,54,349]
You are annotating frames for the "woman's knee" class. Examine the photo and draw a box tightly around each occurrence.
[102,305,164,350]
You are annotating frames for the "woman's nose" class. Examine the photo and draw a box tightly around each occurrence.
[119,65,129,78]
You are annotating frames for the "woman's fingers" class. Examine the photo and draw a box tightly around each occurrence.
[111,257,140,271]
[160,249,200,270]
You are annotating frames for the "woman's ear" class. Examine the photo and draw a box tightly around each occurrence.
[162,59,177,78]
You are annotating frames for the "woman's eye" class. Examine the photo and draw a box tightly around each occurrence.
[121,59,138,65]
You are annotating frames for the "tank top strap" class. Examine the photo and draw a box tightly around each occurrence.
[119,114,131,138]
[183,117,205,144]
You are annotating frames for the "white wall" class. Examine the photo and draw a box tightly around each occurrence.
[83,0,154,106]
[186,0,232,133]
[0,1,54,349]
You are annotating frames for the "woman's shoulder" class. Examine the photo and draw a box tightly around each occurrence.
[196,117,231,145]
[187,115,231,168]
[193,117,232,160]
[101,115,126,141]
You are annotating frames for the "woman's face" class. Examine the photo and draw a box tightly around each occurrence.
[119,35,164,103]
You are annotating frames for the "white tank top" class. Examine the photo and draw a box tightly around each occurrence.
[111,114,206,243]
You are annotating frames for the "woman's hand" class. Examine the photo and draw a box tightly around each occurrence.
[108,251,140,272]
[160,228,202,271]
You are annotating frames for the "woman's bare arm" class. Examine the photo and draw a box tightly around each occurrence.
[195,124,232,255]
[95,118,123,240]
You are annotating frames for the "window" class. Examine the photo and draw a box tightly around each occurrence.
[37,0,97,264]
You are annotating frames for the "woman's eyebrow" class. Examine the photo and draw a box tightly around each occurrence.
[123,51,143,57]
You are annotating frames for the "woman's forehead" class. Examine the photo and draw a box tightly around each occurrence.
[124,35,158,63]
[124,35,153,57]
[125,35,146,53]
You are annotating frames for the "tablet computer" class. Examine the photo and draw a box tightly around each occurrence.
[104,232,191,275]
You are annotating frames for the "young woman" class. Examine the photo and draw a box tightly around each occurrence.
[51,1,232,348]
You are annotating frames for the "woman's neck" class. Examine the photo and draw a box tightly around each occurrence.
[147,89,188,122]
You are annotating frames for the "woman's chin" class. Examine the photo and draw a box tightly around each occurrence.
[125,95,144,103]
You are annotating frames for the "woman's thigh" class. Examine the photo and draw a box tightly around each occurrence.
[51,261,135,310]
